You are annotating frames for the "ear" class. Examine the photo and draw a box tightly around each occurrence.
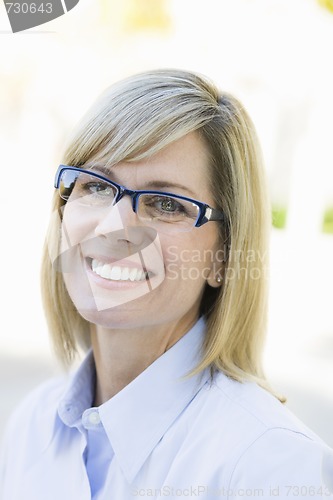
[206,267,223,288]
[205,237,227,288]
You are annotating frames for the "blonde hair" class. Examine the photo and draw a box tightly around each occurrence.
[41,69,275,396]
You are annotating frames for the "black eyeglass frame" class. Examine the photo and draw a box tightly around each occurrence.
[54,165,227,228]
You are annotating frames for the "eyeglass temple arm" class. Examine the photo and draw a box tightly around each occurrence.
[196,206,228,227]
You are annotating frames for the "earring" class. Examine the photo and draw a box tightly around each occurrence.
[216,275,222,284]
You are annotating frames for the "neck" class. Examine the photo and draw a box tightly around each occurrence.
[90,315,198,406]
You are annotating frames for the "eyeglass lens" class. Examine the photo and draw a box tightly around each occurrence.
[59,170,200,232]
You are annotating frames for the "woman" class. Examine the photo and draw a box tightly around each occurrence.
[1,69,332,500]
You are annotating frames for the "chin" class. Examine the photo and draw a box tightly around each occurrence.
[76,307,146,330]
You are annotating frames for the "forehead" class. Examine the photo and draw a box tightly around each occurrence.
[91,132,213,201]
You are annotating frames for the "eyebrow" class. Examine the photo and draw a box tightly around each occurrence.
[143,180,197,198]
[87,164,198,198]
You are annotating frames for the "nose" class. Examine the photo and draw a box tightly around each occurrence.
[94,197,136,234]
[94,197,151,246]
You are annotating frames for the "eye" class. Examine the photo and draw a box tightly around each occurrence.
[159,197,184,213]
[145,196,187,215]
[81,181,114,196]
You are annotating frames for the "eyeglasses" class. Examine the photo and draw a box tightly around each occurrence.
[54,165,226,233]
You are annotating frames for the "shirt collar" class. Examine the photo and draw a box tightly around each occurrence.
[59,317,210,482]
[58,352,95,426]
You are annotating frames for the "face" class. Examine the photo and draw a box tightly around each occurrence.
[58,132,222,332]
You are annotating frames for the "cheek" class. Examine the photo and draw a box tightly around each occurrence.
[57,205,97,276]
[162,231,217,284]
[61,204,96,251]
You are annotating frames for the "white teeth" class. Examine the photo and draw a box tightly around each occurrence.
[91,259,148,282]
[121,268,130,280]
[110,266,122,280]
[129,268,139,281]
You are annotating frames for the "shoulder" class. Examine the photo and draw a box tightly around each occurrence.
[0,375,69,499]
[209,371,323,442]
[6,374,67,422]
[202,373,333,492]
[1,374,68,457]
[199,372,333,495]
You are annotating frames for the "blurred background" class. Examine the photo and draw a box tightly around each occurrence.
[0,0,332,446]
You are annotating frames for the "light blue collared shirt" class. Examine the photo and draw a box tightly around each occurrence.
[1,318,333,499]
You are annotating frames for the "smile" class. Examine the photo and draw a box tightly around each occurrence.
[91,259,149,282]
